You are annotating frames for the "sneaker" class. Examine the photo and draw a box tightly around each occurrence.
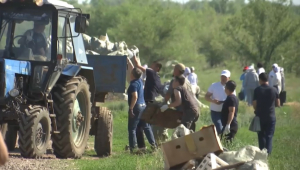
[151,144,158,151]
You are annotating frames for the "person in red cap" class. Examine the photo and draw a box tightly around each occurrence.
[239,66,248,101]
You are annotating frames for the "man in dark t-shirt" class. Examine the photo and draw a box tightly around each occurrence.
[221,80,239,142]
[160,75,199,131]
[133,56,164,148]
[253,73,280,155]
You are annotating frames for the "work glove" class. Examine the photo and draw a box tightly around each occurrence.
[224,124,230,134]
[160,105,169,112]
[128,109,135,118]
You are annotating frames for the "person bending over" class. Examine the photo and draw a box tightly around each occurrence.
[161,75,199,131]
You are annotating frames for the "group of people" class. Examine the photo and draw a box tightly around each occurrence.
[126,57,280,155]
[204,62,280,155]
[126,56,201,153]
[240,62,285,107]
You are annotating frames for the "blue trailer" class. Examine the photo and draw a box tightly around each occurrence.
[0,0,127,158]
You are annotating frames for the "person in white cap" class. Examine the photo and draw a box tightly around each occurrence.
[244,65,259,106]
[205,70,236,135]
[268,63,282,94]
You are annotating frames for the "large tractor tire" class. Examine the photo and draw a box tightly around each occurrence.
[18,105,51,158]
[94,107,113,157]
[52,76,91,158]
[5,125,18,151]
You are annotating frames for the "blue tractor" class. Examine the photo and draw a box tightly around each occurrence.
[0,0,127,158]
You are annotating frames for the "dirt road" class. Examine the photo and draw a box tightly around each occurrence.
[0,149,77,170]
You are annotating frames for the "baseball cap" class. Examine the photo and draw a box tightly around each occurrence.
[243,66,248,71]
[190,67,195,71]
[174,63,185,73]
[221,70,231,78]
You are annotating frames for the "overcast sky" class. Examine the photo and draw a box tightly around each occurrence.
[78,0,300,5]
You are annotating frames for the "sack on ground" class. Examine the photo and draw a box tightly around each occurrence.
[249,116,261,132]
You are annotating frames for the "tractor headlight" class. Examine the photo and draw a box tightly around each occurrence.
[9,89,19,97]
[0,0,7,4]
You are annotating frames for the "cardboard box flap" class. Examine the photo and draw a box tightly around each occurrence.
[184,135,197,154]
[162,125,224,169]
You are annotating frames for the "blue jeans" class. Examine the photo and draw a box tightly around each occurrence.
[211,110,223,135]
[128,104,156,150]
[257,118,276,154]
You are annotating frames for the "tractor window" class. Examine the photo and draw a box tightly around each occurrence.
[57,17,66,58]
[0,10,52,61]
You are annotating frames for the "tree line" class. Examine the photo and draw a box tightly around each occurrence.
[65,0,300,75]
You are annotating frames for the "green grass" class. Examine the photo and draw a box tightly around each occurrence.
[73,68,300,170]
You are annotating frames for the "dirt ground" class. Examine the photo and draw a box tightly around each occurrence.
[0,150,77,170]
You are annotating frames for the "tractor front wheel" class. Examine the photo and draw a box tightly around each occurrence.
[52,76,91,158]
[18,105,51,158]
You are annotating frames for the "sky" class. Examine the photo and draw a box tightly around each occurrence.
[77,0,300,5]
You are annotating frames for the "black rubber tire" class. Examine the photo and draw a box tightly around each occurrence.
[94,107,113,157]
[52,76,91,158]
[18,105,51,158]
[5,125,18,151]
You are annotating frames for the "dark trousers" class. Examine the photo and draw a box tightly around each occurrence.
[136,100,153,148]
[182,114,199,132]
[257,118,276,154]
[221,125,238,143]
[128,104,155,150]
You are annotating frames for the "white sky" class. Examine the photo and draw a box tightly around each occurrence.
[78,0,300,5]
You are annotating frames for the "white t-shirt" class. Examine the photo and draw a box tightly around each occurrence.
[207,82,236,112]
[187,73,198,85]
[257,68,265,75]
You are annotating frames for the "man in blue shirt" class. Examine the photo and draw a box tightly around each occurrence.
[127,67,156,153]
[253,73,280,155]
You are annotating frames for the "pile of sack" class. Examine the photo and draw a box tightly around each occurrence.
[82,33,139,57]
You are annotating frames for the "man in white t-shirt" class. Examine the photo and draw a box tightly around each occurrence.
[257,62,265,75]
[188,67,200,97]
[205,70,236,134]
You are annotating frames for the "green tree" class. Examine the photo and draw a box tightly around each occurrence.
[224,0,300,65]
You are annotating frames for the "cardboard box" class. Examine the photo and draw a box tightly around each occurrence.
[162,125,223,169]
[140,103,183,128]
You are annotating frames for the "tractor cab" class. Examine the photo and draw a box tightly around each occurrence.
[0,0,88,103]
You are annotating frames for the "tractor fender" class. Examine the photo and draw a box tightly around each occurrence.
[61,65,96,104]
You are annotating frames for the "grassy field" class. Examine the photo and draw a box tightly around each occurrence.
[73,67,300,170]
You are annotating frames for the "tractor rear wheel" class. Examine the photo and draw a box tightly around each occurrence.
[5,125,18,151]
[52,76,91,158]
[94,107,113,157]
[18,105,51,158]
